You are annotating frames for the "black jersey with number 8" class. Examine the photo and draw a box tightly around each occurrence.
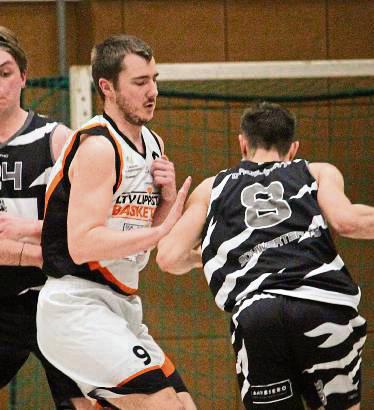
[201,159,360,312]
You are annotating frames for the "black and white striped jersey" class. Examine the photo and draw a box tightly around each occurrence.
[201,159,360,312]
[0,111,59,296]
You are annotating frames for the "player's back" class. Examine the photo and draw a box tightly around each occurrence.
[201,159,360,312]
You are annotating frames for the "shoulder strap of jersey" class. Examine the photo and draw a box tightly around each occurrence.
[63,124,123,193]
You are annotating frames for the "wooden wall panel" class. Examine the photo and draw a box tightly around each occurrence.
[75,0,123,64]
[327,0,374,58]
[122,0,226,62]
[158,337,241,409]
[226,0,327,61]
[0,2,80,77]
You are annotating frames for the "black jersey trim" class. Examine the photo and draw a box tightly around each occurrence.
[148,128,163,154]
[103,111,147,159]
[0,110,35,148]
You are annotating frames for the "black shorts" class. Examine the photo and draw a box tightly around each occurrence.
[230,293,367,410]
[0,291,84,409]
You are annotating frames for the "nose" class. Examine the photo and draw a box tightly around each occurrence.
[148,80,158,99]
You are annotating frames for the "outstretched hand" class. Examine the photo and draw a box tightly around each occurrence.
[160,176,192,237]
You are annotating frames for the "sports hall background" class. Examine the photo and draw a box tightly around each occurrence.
[1,1,373,409]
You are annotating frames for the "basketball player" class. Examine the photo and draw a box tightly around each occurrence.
[0,27,94,409]
[36,35,196,410]
[157,102,373,409]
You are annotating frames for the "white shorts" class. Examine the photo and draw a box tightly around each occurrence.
[36,276,172,399]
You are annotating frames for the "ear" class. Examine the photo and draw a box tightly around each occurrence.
[287,140,299,160]
[98,78,113,98]
[238,134,248,159]
[20,70,27,88]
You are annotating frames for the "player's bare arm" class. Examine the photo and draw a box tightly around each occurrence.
[68,135,191,264]
[157,176,214,274]
[50,123,71,162]
[309,162,374,239]
[0,238,42,267]
[0,212,42,243]
[0,123,70,265]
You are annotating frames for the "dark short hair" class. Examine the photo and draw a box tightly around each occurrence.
[240,102,296,156]
[91,34,153,100]
[0,26,28,74]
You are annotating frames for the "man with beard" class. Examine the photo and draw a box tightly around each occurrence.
[36,34,196,410]
[0,25,93,409]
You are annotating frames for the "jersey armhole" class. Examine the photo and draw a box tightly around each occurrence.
[49,123,60,163]
[303,160,318,187]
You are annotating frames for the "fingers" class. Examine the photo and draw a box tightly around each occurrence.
[175,176,192,207]
[179,176,192,196]
[151,155,174,173]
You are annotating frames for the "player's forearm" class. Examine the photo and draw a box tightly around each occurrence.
[152,198,175,227]
[0,239,42,267]
[21,220,43,244]
[68,224,166,264]
[336,204,374,239]
[341,204,374,239]
[157,243,202,274]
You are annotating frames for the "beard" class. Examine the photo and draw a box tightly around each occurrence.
[115,92,154,126]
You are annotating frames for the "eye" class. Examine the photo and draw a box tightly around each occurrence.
[0,71,11,78]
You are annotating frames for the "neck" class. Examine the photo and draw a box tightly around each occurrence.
[244,147,286,163]
[104,104,142,143]
[0,106,28,142]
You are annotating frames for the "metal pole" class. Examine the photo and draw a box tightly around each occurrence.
[56,0,68,124]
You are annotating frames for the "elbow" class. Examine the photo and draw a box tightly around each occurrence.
[156,243,182,274]
[330,217,358,238]
[156,251,176,274]
[68,237,89,265]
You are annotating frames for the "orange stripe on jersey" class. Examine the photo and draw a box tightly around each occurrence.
[44,122,110,215]
[88,261,137,295]
[44,122,124,215]
[161,355,176,377]
[77,121,124,192]
[117,365,161,387]
[44,132,77,215]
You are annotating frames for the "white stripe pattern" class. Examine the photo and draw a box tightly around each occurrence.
[8,123,57,146]
[265,286,361,310]
[289,181,317,200]
[29,167,53,187]
[236,339,251,400]
[303,335,366,374]
[201,218,216,253]
[298,215,328,243]
[305,255,344,279]
[206,173,231,217]
[204,226,254,285]
[304,315,366,348]
[324,358,361,397]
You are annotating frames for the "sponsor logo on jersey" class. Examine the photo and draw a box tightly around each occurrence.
[112,187,160,221]
[239,227,322,267]
[250,379,293,404]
